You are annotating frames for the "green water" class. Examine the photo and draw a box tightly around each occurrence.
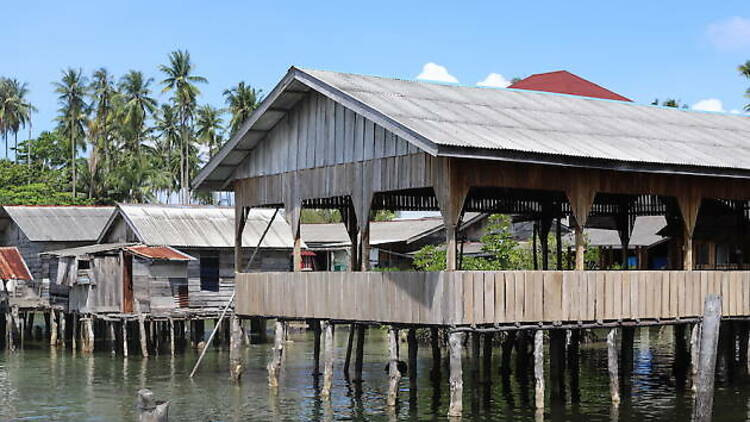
[0,326,749,421]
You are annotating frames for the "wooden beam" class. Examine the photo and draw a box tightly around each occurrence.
[568,182,596,271]
[235,206,248,273]
[677,191,701,271]
[432,157,470,271]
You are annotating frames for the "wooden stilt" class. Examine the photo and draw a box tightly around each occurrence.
[501,331,516,375]
[693,295,721,422]
[267,320,285,388]
[138,313,149,358]
[448,331,464,418]
[230,315,243,382]
[109,321,116,355]
[81,317,94,354]
[122,320,129,357]
[168,318,175,356]
[568,329,581,404]
[321,321,335,400]
[690,323,701,391]
[408,328,418,389]
[549,330,565,400]
[621,326,635,374]
[738,322,749,372]
[343,324,355,378]
[471,332,481,378]
[387,327,400,407]
[136,389,169,422]
[607,328,620,406]
[59,312,66,348]
[430,327,441,380]
[50,310,58,347]
[482,332,493,384]
[534,330,544,411]
[72,312,78,351]
[311,320,322,376]
[353,325,365,383]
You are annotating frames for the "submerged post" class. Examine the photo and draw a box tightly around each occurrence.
[692,295,721,422]
[690,323,701,391]
[534,330,545,411]
[267,320,285,388]
[387,327,401,407]
[321,321,335,400]
[448,331,464,418]
[49,310,58,347]
[430,327,442,380]
[607,328,620,406]
[138,313,149,357]
[229,315,243,382]
[136,389,169,422]
[353,325,365,383]
[343,324,355,378]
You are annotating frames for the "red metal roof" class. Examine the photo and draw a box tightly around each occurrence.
[0,247,32,281]
[125,245,194,261]
[508,70,632,102]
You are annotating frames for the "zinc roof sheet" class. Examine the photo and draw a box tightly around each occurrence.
[1,206,115,242]
[0,247,32,281]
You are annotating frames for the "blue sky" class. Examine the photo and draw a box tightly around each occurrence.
[2,0,750,142]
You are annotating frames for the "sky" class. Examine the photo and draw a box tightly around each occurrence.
[2,0,750,143]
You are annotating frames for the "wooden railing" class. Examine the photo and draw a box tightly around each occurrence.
[235,271,750,326]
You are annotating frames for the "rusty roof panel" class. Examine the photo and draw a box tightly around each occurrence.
[0,247,32,281]
[126,245,195,261]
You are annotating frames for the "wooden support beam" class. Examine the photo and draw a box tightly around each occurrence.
[81,317,94,354]
[387,327,401,407]
[311,320,322,376]
[534,330,545,411]
[549,330,565,400]
[138,313,148,358]
[432,157,470,272]
[234,206,248,273]
[677,192,701,271]
[621,326,635,374]
[568,329,581,404]
[353,325,365,383]
[567,182,596,271]
[408,328,418,389]
[607,328,620,406]
[690,323,701,391]
[343,324,355,378]
[430,328,442,381]
[539,216,552,270]
[267,320,285,388]
[693,295,721,422]
[556,216,563,270]
[49,310,58,347]
[482,332,493,385]
[501,331,516,376]
[122,320,128,357]
[448,331,465,418]
[321,321,335,400]
[230,315,244,382]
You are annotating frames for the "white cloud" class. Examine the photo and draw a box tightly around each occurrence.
[416,62,459,83]
[707,16,750,50]
[477,73,511,88]
[692,98,725,112]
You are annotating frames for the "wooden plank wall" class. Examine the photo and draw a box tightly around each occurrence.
[235,91,421,180]
[235,271,750,325]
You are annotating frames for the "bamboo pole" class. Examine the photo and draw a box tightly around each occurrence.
[189,208,279,378]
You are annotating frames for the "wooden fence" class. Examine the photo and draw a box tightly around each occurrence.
[235,271,750,326]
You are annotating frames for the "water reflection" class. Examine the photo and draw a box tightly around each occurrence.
[2,327,750,420]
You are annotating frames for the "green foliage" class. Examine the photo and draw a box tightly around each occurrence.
[301,209,342,224]
[412,245,447,271]
[740,60,750,112]
[0,159,89,205]
[373,210,396,221]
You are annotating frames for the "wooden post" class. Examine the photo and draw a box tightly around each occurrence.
[534,330,544,411]
[122,320,129,357]
[549,330,565,400]
[471,332,481,377]
[532,222,539,270]
[267,320,285,388]
[50,310,58,347]
[81,317,94,354]
[60,312,66,348]
[567,183,596,271]
[138,313,149,358]
[607,328,620,406]
[321,321,335,400]
[568,329,581,404]
[621,326,635,374]
[539,215,552,270]
[343,324,355,378]
[168,318,175,356]
[433,157,469,272]
[448,331,464,418]
[430,327,441,380]
[408,328,418,389]
[693,295,721,422]
[677,192,701,271]
[109,321,117,355]
[501,331,516,375]
[136,389,169,422]
[229,315,244,382]
[690,323,701,391]
[311,320,322,376]
[738,322,749,372]
[482,332,493,384]
[387,327,400,407]
[556,216,563,270]
[353,325,365,383]
[359,220,371,271]
[575,225,586,270]
[71,312,78,351]
[234,206,248,273]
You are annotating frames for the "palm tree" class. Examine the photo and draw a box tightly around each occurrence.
[53,68,89,198]
[89,68,117,197]
[153,103,181,196]
[195,104,225,157]
[159,49,207,203]
[119,70,157,153]
[2,79,35,163]
[739,60,750,111]
[223,81,261,134]
[0,78,11,159]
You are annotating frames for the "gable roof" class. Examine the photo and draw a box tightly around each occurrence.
[42,242,194,261]
[195,67,750,191]
[102,204,298,249]
[0,247,32,281]
[562,216,668,248]
[508,70,632,101]
[0,206,115,242]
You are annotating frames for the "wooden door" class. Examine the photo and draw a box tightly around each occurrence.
[122,253,134,313]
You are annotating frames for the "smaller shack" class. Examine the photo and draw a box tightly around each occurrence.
[0,247,34,308]
[43,243,194,316]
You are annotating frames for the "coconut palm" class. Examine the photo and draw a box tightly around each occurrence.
[0,78,11,159]
[88,68,117,197]
[159,49,207,203]
[223,81,261,134]
[2,79,35,163]
[739,60,750,112]
[153,103,181,194]
[53,68,89,197]
[119,70,157,152]
[195,104,225,157]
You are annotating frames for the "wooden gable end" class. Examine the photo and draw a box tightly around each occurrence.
[235,91,422,180]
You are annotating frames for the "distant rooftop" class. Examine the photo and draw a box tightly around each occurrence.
[509,70,632,102]
[0,206,115,242]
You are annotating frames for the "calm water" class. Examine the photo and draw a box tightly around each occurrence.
[1,326,749,421]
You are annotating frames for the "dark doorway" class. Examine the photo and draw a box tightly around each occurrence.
[200,256,220,292]
[122,253,134,313]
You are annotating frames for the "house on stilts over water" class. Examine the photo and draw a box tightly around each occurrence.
[192,67,750,418]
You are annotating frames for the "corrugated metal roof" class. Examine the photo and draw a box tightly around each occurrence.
[126,245,194,261]
[116,204,297,249]
[195,67,750,190]
[562,216,668,248]
[0,247,32,280]
[41,242,135,257]
[1,206,115,242]
[302,218,445,248]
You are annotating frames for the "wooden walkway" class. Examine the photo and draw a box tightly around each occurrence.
[236,271,750,325]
